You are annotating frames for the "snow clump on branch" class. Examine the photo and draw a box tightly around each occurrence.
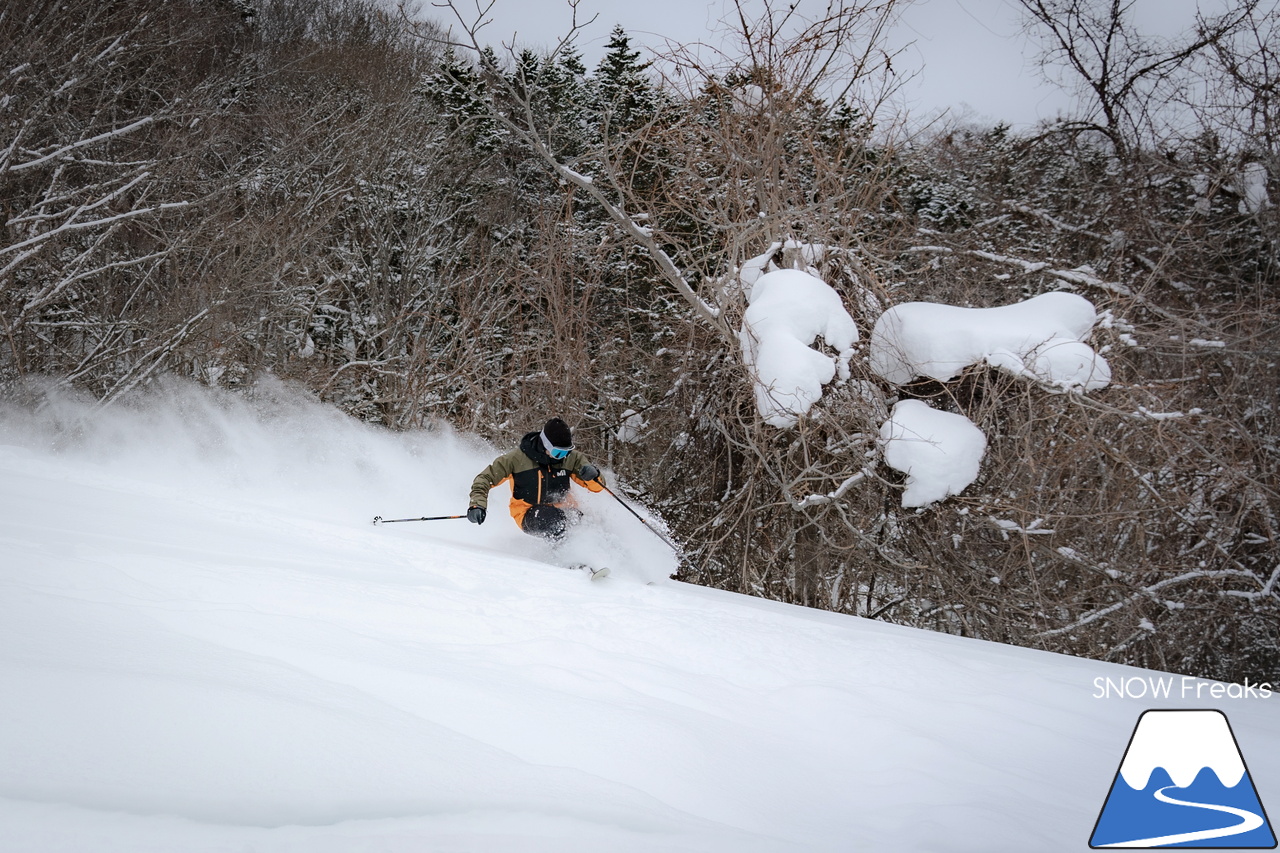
[740,269,859,428]
[880,400,988,508]
[1236,162,1272,215]
[868,291,1111,392]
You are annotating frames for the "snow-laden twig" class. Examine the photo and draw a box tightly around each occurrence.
[8,168,152,232]
[0,198,189,271]
[1046,265,1133,297]
[17,244,166,327]
[905,245,1137,298]
[93,307,214,411]
[791,467,873,509]
[969,250,1049,275]
[1004,202,1106,239]
[1133,406,1203,421]
[1038,567,1269,637]
[320,358,398,393]
[1224,565,1280,602]
[6,116,155,174]
[988,517,1055,537]
[0,116,32,175]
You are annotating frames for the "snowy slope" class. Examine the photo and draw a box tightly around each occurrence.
[1,381,1276,852]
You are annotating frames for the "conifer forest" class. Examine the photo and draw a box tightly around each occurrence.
[3,0,1278,682]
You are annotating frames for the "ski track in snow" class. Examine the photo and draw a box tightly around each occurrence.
[1,384,1277,852]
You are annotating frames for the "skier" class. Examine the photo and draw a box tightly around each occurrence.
[467,417,605,541]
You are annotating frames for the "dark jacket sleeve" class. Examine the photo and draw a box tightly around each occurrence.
[469,450,521,509]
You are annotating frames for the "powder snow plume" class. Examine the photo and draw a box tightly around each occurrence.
[0,377,676,582]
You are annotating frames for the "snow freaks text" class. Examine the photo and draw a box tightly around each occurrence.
[1093,676,1273,701]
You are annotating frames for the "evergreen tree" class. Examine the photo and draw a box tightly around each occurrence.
[422,48,503,152]
[594,26,656,131]
[509,42,597,157]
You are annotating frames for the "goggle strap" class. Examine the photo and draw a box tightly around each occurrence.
[540,430,573,459]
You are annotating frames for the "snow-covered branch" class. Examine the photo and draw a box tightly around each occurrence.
[1003,202,1106,240]
[546,162,730,339]
[1038,567,1274,638]
[906,244,1134,297]
[94,308,215,410]
[791,467,873,510]
[988,517,1056,537]
[6,116,156,175]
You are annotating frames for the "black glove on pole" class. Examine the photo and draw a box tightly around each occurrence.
[467,506,486,525]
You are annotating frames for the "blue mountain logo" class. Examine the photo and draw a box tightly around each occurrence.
[1091,709,1276,848]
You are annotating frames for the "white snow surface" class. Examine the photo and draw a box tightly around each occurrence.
[869,291,1111,391]
[880,399,988,507]
[2,380,1277,852]
[740,269,859,428]
[1118,711,1247,790]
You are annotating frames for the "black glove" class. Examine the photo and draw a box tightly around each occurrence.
[467,506,486,525]
[578,463,600,482]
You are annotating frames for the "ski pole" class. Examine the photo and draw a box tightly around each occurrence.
[372,514,466,525]
[598,482,701,578]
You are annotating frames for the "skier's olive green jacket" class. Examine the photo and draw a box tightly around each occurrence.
[469,431,605,528]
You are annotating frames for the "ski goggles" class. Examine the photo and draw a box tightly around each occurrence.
[548,445,572,460]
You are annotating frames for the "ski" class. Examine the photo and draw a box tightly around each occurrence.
[568,564,610,581]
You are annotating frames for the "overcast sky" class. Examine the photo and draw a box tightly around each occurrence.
[430,0,1231,130]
